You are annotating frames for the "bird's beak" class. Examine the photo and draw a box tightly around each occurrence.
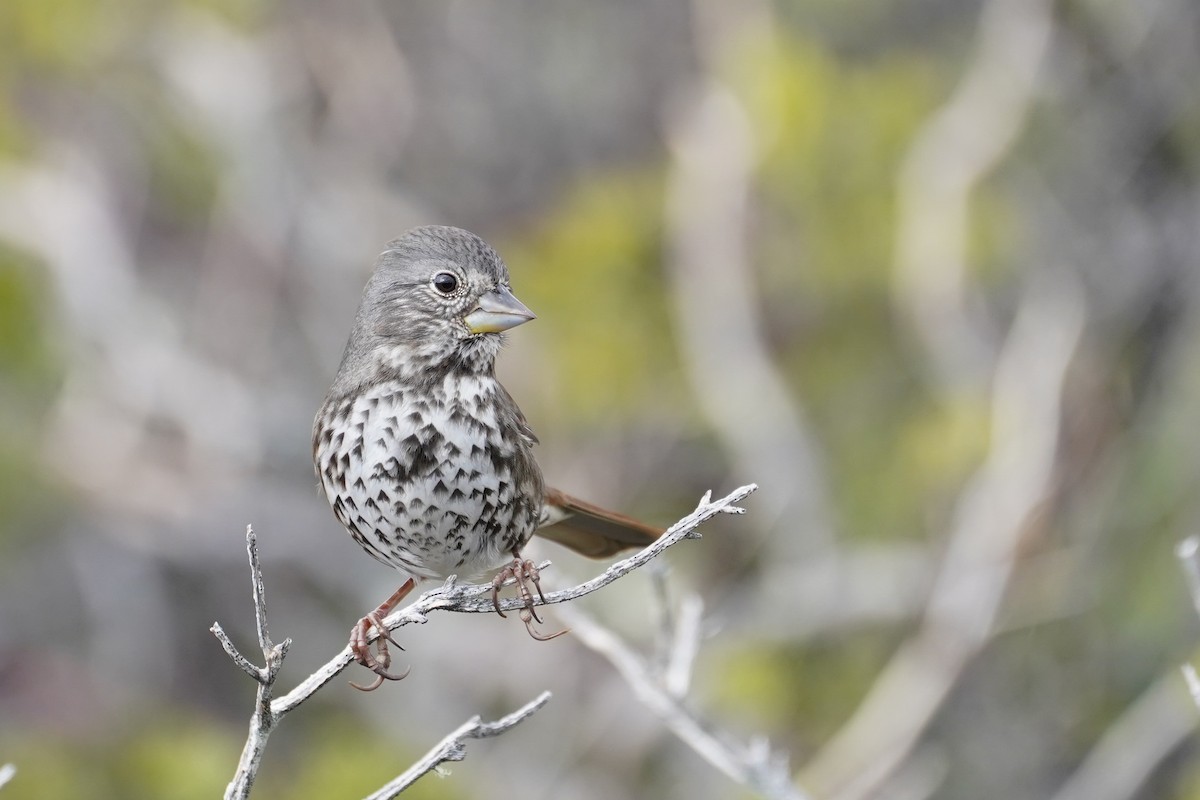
[463,287,536,334]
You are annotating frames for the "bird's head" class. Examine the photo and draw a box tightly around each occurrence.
[333,226,535,390]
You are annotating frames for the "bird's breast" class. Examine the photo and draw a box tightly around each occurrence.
[315,378,541,579]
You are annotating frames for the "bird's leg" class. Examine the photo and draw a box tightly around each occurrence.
[348,578,415,691]
[491,551,569,641]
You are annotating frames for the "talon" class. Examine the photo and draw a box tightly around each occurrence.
[522,561,549,604]
[491,554,568,642]
[492,572,509,618]
[347,580,416,691]
[350,663,412,691]
[370,617,403,650]
[521,608,568,641]
[350,673,385,692]
[350,663,412,692]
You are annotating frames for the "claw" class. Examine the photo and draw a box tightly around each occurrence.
[349,663,412,692]
[521,606,568,641]
[491,574,508,618]
[347,579,416,692]
[492,553,568,642]
[350,673,386,693]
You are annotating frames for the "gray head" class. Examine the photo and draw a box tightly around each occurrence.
[328,226,535,394]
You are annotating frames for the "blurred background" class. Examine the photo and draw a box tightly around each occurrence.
[2,0,1200,797]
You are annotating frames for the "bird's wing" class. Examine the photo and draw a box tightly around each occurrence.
[497,383,540,446]
[535,487,663,558]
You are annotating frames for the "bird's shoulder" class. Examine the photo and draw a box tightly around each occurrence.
[492,380,539,447]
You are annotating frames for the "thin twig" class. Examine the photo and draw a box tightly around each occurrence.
[558,603,808,800]
[362,691,553,800]
[211,622,261,681]
[271,484,756,716]
[216,527,292,800]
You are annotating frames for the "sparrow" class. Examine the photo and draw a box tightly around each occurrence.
[313,225,662,690]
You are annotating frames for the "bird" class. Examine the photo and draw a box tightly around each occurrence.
[313,225,663,690]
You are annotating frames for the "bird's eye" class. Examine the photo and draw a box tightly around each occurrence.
[432,272,459,295]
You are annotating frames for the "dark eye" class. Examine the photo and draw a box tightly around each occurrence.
[432,272,459,295]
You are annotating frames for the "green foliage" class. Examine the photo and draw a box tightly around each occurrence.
[114,721,240,800]
[729,30,939,294]
[504,35,1000,547]
[0,250,59,550]
[0,250,56,389]
[278,716,466,800]
[504,172,690,423]
[142,106,223,222]
[0,717,236,800]
[0,711,474,799]
[727,32,995,543]
[0,0,266,73]
[0,0,115,72]
[706,632,902,753]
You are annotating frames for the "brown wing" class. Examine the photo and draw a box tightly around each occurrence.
[534,487,664,558]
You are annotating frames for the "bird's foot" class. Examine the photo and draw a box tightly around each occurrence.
[348,579,415,691]
[491,555,569,641]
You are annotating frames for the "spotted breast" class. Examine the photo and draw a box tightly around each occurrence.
[314,371,544,581]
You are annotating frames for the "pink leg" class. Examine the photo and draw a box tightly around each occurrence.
[348,578,416,691]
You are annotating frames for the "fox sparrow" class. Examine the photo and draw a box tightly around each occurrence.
[313,225,662,690]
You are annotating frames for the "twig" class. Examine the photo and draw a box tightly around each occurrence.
[558,602,808,800]
[214,526,291,800]
[214,486,755,796]
[270,484,756,716]
[362,691,552,800]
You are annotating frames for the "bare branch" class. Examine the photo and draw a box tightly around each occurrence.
[216,527,291,800]
[361,691,553,800]
[271,484,757,716]
[210,621,261,681]
[215,486,756,796]
[558,603,807,800]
